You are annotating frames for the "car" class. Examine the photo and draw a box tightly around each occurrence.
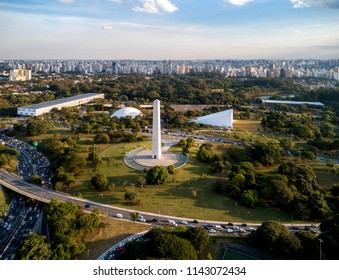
[180,220,188,225]
[117,247,125,253]
[152,218,159,222]
[204,224,214,230]
[137,218,146,222]
[228,222,234,226]
[247,227,256,232]
[213,225,222,231]
[239,228,246,233]
[167,219,176,225]
[85,204,90,208]
[241,223,248,227]
[115,213,123,218]
[208,229,217,233]
[192,220,199,224]
[224,228,234,233]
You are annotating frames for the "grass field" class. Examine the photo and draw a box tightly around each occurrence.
[222,248,258,260]
[79,217,151,260]
[233,120,262,132]
[24,127,337,223]
[70,141,293,223]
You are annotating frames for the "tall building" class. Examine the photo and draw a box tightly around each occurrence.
[9,69,31,81]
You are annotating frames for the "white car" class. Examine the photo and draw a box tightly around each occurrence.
[115,213,123,218]
[180,220,188,225]
[208,229,217,233]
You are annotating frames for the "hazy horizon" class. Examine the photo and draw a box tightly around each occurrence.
[1,0,339,60]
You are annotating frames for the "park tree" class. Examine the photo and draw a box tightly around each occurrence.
[91,172,109,191]
[146,165,169,185]
[152,232,197,260]
[294,232,319,260]
[44,200,86,260]
[308,191,330,218]
[319,215,339,258]
[186,137,195,148]
[130,212,139,222]
[17,233,52,260]
[240,189,258,208]
[167,165,175,174]
[270,179,294,207]
[197,144,215,163]
[52,167,75,190]
[26,120,54,136]
[124,191,137,204]
[94,133,110,144]
[178,139,187,147]
[251,142,281,166]
[61,153,86,175]
[225,173,246,198]
[78,210,101,232]
[250,221,302,259]
[185,227,209,253]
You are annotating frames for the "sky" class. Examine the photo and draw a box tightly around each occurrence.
[0,0,339,60]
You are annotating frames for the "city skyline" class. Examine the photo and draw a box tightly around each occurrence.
[1,0,339,60]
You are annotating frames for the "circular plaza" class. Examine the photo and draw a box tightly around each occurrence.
[124,141,188,171]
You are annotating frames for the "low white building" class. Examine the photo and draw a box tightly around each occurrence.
[110,107,142,119]
[17,93,105,117]
[190,109,233,129]
[262,100,324,107]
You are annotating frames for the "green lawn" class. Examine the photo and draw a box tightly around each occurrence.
[15,128,337,223]
[70,141,292,223]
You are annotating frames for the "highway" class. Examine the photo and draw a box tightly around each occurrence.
[0,168,320,234]
[0,168,261,229]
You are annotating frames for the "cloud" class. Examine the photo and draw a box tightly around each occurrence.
[133,0,178,14]
[224,0,253,5]
[102,25,113,30]
[58,0,75,4]
[290,0,339,8]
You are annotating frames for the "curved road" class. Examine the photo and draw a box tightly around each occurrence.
[0,168,319,231]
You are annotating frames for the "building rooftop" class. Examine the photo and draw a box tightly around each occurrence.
[18,93,104,110]
[262,100,324,106]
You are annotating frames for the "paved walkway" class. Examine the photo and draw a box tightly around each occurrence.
[124,140,188,170]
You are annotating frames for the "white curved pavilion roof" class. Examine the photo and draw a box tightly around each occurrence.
[190,109,233,128]
[110,107,142,119]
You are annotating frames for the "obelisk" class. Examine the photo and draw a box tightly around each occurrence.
[152,99,162,159]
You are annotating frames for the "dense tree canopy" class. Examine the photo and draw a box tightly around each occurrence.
[17,233,52,260]
[146,165,169,185]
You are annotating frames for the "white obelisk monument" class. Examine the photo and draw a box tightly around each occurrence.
[152,99,162,159]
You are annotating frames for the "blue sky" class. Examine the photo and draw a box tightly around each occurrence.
[1,0,339,59]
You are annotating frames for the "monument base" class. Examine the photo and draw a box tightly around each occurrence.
[134,149,178,168]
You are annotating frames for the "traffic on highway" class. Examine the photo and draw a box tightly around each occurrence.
[0,134,321,260]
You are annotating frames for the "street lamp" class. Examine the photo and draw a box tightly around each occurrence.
[318,238,323,260]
